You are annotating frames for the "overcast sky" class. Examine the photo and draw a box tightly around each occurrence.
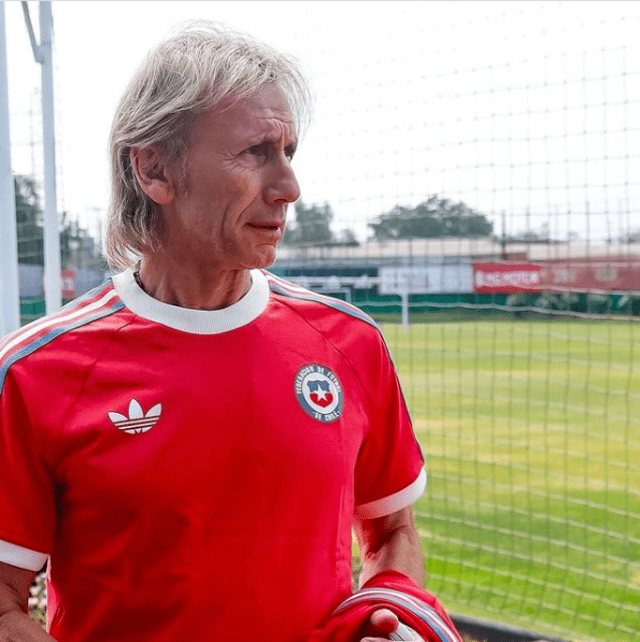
[4,0,640,242]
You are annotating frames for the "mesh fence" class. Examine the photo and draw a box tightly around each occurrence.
[275,3,640,641]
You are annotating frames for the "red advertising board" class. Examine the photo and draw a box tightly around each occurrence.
[61,268,76,299]
[474,258,640,293]
[473,263,542,293]
[539,259,640,292]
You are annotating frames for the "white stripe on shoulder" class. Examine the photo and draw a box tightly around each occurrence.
[265,272,379,329]
[0,286,119,364]
[355,468,427,519]
[0,539,48,571]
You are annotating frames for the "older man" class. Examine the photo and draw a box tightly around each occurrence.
[0,24,428,642]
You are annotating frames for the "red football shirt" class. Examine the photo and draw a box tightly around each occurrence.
[0,269,425,642]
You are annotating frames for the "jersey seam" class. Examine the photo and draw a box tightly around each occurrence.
[54,311,138,454]
[271,296,378,418]
[265,272,380,330]
[269,290,423,509]
[0,280,120,395]
[4,290,126,467]
[0,300,133,556]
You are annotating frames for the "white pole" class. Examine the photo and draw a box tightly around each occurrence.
[400,279,409,332]
[40,1,61,313]
[0,3,21,335]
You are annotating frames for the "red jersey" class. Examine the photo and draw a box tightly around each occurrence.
[0,269,425,642]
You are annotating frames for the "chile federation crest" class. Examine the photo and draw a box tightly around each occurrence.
[295,364,343,422]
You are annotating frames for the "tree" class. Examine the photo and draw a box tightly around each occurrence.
[368,195,493,240]
[283,200,335,245]
[335,228,359,246]
[15,175,44,265]
[60,211,105,270]
[14,174,104,269]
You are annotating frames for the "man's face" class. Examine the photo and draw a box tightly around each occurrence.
[160,84,300,271]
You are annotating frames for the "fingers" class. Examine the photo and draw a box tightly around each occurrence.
[369,608,399,632]
[360,608,400,640]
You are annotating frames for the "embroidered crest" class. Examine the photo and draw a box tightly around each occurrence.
[295,364,343,422]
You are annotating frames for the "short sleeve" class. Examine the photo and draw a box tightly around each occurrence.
[0,368,55,570]
[353,334,426,519]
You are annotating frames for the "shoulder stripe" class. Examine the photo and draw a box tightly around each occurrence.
[58,279,115,314]
[0,282,125,392]
[0,281,117,364]
[266,272,379,330]
[335,588,460,642]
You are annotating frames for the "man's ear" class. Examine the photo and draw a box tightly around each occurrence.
[129,145,177,205]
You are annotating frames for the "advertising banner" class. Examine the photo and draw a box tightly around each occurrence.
[474,259,640,293]
[379,264,473,294]
[540,260,640,292]
[61,268,76,299]
[473,263,542,293]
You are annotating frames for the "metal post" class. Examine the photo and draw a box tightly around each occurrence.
[40,1,61,313]
[400,280,409,332]
[0,3,21,335]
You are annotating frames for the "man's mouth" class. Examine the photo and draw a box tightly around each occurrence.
[248,223,282,231]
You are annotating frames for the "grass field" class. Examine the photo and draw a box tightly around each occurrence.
[380,319,640,642]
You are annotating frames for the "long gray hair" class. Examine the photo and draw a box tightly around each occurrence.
[105,21,311,271]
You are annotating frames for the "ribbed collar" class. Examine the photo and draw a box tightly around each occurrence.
[111,269,269,335]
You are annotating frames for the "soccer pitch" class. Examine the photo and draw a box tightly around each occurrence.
[380,319,640,642]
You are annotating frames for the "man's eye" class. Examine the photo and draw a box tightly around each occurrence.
[246,144,267,157]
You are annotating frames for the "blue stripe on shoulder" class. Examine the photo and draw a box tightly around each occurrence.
[267,279,380,331]
[59,278,114,313]
[0,298,125,393]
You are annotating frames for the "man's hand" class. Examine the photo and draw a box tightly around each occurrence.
[360,609,424,641]
[359,608,400,640]
[353,506,425,641]
[0,561,57,641]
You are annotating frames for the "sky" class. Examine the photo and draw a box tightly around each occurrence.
[3,0,640,243]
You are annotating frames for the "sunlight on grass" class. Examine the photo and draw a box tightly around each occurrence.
[381,319,640,642]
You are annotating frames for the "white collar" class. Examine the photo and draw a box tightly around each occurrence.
[111,268,269,335]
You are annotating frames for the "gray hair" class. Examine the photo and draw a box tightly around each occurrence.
[105,21,311,271]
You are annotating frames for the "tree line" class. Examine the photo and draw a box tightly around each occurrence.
[14,175,104,270]
[283,195,494,246]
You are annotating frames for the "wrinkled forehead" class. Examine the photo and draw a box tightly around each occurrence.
[199,84,298,141]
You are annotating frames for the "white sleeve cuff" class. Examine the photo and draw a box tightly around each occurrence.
[354,468,427,519]
[0,539,48,571]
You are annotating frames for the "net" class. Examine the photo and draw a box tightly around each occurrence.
[276,3,640,640]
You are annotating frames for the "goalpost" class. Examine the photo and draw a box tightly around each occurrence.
[285,275,411,331]
[0,2,20,336]
[0,1,60,337]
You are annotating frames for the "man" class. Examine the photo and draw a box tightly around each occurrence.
[0,23,427,641]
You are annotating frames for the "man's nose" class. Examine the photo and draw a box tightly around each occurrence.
[265,155,300,204]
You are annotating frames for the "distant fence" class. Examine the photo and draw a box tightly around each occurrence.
[271,253,640,324]
[18,263,108,321]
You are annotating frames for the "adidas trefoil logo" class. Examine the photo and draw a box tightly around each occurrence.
[108,399,162,434]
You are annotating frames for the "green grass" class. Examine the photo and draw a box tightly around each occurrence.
[380,319,640,642]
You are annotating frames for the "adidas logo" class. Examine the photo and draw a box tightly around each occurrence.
[108,399,162,434]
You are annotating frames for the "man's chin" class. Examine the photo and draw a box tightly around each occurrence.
[242,248,278,271]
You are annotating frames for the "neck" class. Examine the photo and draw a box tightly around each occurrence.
[136,254,252,311]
